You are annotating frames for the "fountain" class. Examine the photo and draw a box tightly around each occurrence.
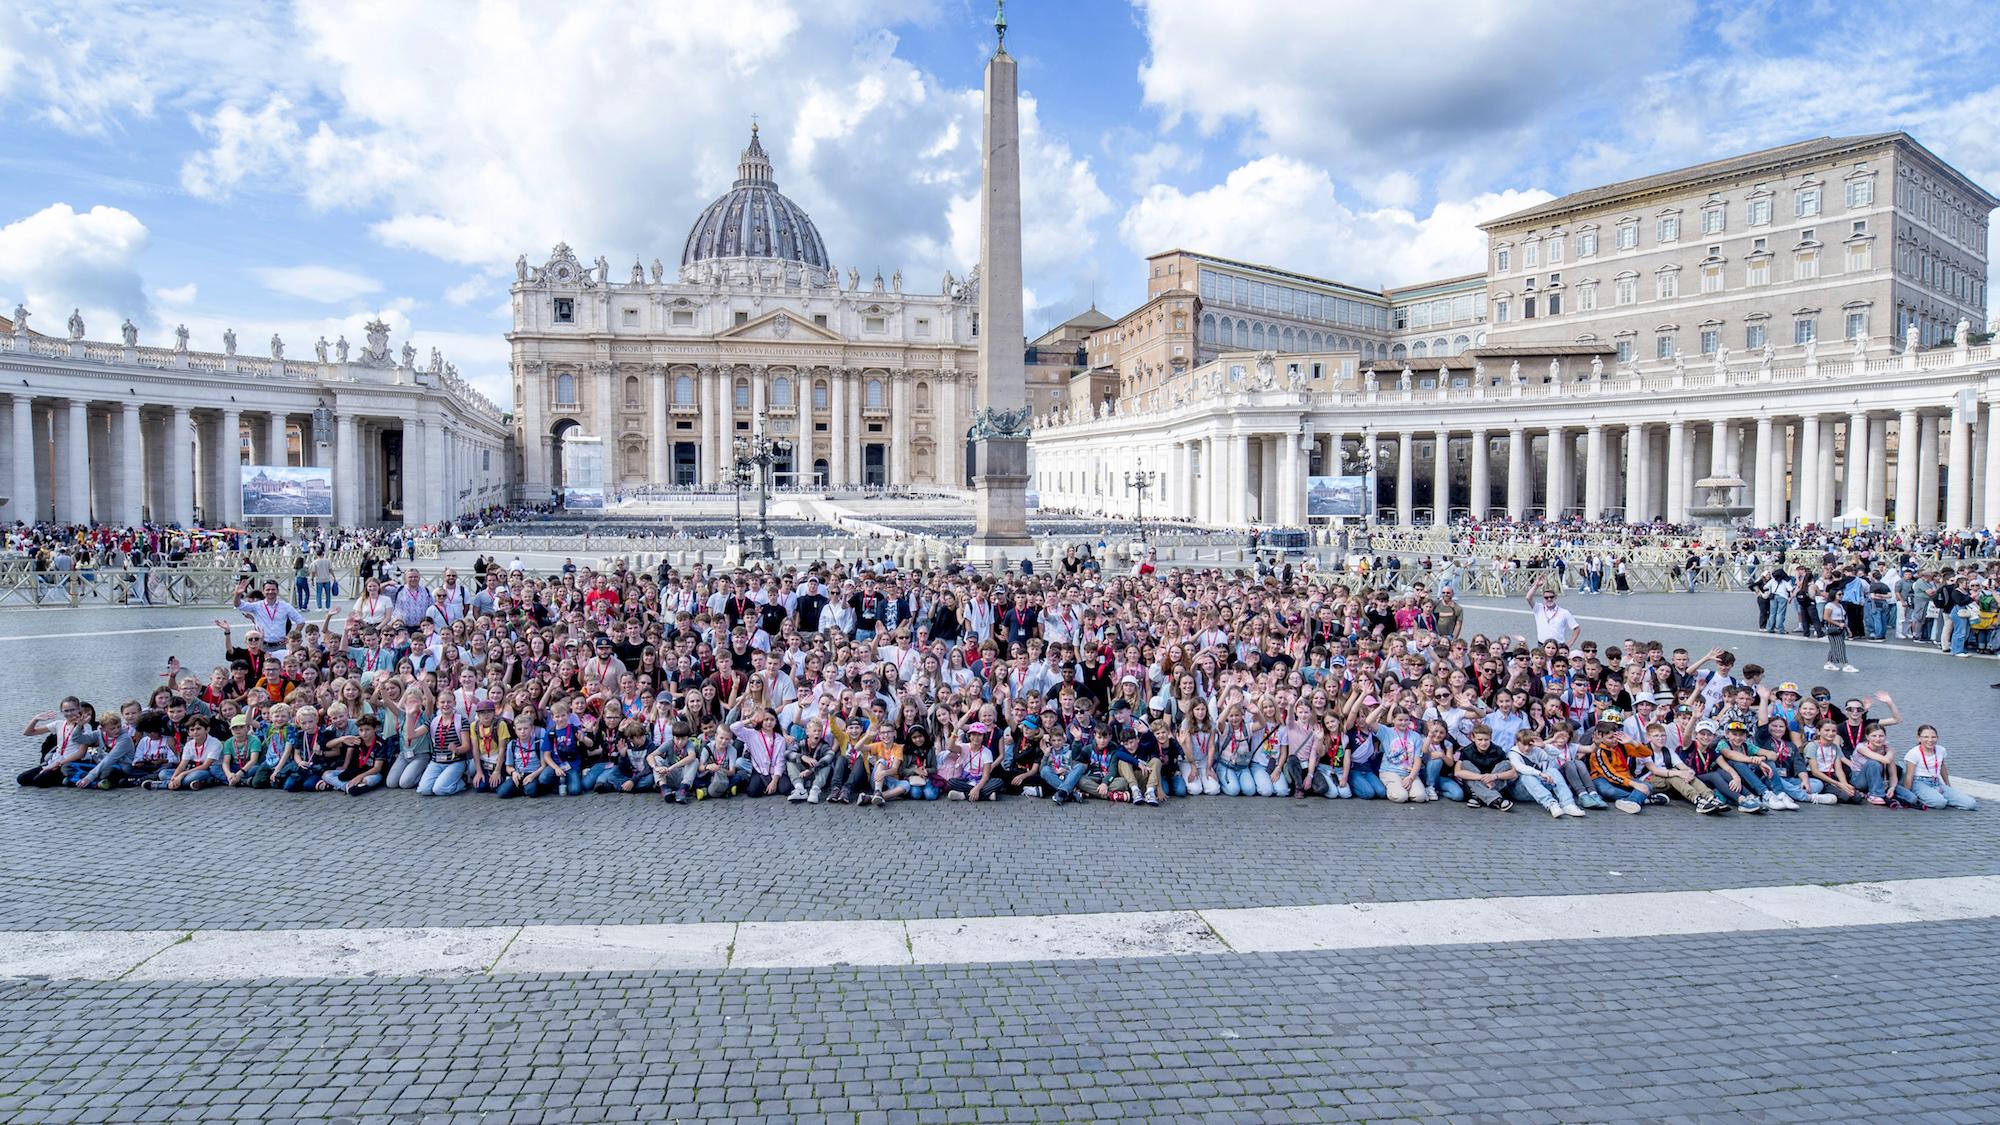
[1686,475,1752,543]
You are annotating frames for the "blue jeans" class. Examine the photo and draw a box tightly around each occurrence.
[1593,777,1652,805]
[1165,774,1188,798]
[1945,615,1970,654]
[1039,759,1086,795]
[418,759,465,796]
[1347,770,1386,800]
[173,765,226,790]
[314,580,335,610]
[1847,758,1887,798]
[1420,756,1465,800]
[1310,764,1351,798]
[584,762,627,791]
[1910,779,1977,810]
[1864,601,1891,640]
[1218,764,1258,796]
[1728,761,1779,798]
[1764,599,1789,632]
[1513,769,1576,809]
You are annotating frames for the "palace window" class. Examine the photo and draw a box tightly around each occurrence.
[1795,187,1821,217]
[1745,323,1767,349]
[1845,311,1868,340]
[1657,215,1680,243]
[1748,198,1772,226]
[1794,251,1819,280]
[1523,240,1539,267]
[1846,179,1874,208]
[1615,339,1633,363]
[1614,277,1637,305]
[1655,334,1675,359]
[1701,266,1723,293]
[1700,328,1719,355]
[1746,261,1770,286]
[1546,236,1563,264]
[1578,283,1598,311]
[1794,317,1817,345]
[1615,222,1638,250]
[1577,229,1598,257]
[673,374,694,405]
[1701,206,1725,235]
[1655,271,1679,300]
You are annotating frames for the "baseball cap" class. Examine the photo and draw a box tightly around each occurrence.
[229,715,249,728]
[475,699,498,711]
[1694,719,1719,735]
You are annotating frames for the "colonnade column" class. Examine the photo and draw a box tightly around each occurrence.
[219,408,242,526]
[118,402,143,526]
[267,413,289,469]
[1796,415,1821,525]
[1506,427,1527,520]
[1468,428,1489,520]
[1432,424,1448,520]
[169,405,194,526]
[1866,417,1889,519]
[1665,421,1687,523]
[1946,403,1972,529]
[334,411,359,526]
[1842,411,1868,516]
[1623,424,1645,522]
[1228,433,1251,526]
[1984,398,2000,529]
[1546,427,1569,518]
[1894,408,1920,526]
[1581,424,1605,520]
[1395,431,1414,525]
[1749,416,1773,525]
[59,400,89,523]
[1917,415,1940,525]
[8,395,32,520]
[648,368,668,484]
[1708,419,1727,478]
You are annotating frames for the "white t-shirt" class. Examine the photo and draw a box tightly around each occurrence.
[1902,744,1946,782]
[1532,603,1579,643]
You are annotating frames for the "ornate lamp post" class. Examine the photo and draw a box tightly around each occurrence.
[1123,462,1154,538]
[732,426,792,559]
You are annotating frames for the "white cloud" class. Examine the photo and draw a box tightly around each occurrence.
[248,264,382,303]
[154,281,197,304]
[1137,0,1694,168]
[147,1,1104,319]
[1120,156,1550,289]
[0,202,151,332]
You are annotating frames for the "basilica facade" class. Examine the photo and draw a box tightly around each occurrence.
[508,126,979,496]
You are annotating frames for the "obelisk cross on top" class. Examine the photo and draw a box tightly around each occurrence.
[969,0,1033,560]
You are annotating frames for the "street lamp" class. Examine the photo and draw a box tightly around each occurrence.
[732,424,792,559]
[1124,463,1153,538]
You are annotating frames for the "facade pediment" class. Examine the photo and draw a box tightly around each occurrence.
[715,309,843,343]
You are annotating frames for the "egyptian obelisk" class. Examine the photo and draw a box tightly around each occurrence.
[967,0,1034,567]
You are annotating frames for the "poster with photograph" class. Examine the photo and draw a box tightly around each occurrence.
[1306,475,1367,518]
[242,465,333,517]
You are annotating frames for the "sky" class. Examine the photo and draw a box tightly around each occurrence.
[2,0,1997,406]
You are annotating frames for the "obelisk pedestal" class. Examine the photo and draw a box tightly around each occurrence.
[966,7,1035,570]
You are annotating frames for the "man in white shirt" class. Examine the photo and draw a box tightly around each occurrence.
[1525,575,1581,647]
[233,579,305,656]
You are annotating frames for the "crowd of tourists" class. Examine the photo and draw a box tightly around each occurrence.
[15,547,1980,816]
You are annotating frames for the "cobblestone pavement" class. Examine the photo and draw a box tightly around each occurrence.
[3,920,1996,1124]
[3,780,1994,931]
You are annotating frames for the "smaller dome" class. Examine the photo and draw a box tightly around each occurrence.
[681,124,831,271]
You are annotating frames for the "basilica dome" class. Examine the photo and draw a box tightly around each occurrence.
[680,125,831,272]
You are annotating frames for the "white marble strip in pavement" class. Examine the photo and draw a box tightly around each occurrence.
[5,874,1999,982]
[0,624,216,643]
[1471,602,1995,660]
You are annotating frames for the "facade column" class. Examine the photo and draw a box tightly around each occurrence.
[1708,419,1727,477]
[1946,403,1973,529]
[402,421,426,527]
[1395,431,1414,525]
[850,371,867,486]
[334,410,359,526]
[1505,428,1528,521]
[1468,428,1489,520]
[1665,421,1687,523]
[1582,424,1605,520]
[1796,415,1821,525]
[1276,432,1300,526]
[267,413,289,469]
[1546,427,1568,518]
[1750,416,1773,525]
[59,399,90,523]
[889,374,910,484]
[1894,408,1920,526]
[1917,414,1940,526]
[118,402,143,526]
[1623,424,1645,522]
[828,369,847,486]
[170,405,194,526]
[1817,420,1838,522]
[8,395,33,521]
[648,367,668,484]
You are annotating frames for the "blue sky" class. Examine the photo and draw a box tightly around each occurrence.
[2,0,1996,404]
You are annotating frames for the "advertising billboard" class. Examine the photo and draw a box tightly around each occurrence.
[242,465,333,518]
[1306,475,1367,519]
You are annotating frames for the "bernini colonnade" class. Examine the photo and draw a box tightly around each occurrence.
[1031,344,2000,530]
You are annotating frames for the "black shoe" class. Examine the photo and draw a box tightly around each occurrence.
[1465,796,1485,808]
[1052,791,1069,805]
[1494,799,1514,811]
[674,789,690,805]
[1646,793,1670,806]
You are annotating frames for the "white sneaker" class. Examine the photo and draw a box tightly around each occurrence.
[1823,662,1839,671]
[1776,793,1799,810]
[1841,664,1859,673]
[1023,786,1043,798]
[788,789,808,803]
[807,787,822,804]
[1614,798,1641,814]
[1562,804,1586,817]
[1426,786,1439,801]
[1550,804,1565,819]
[1810,793,1837,805]
[945,789,966,800]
